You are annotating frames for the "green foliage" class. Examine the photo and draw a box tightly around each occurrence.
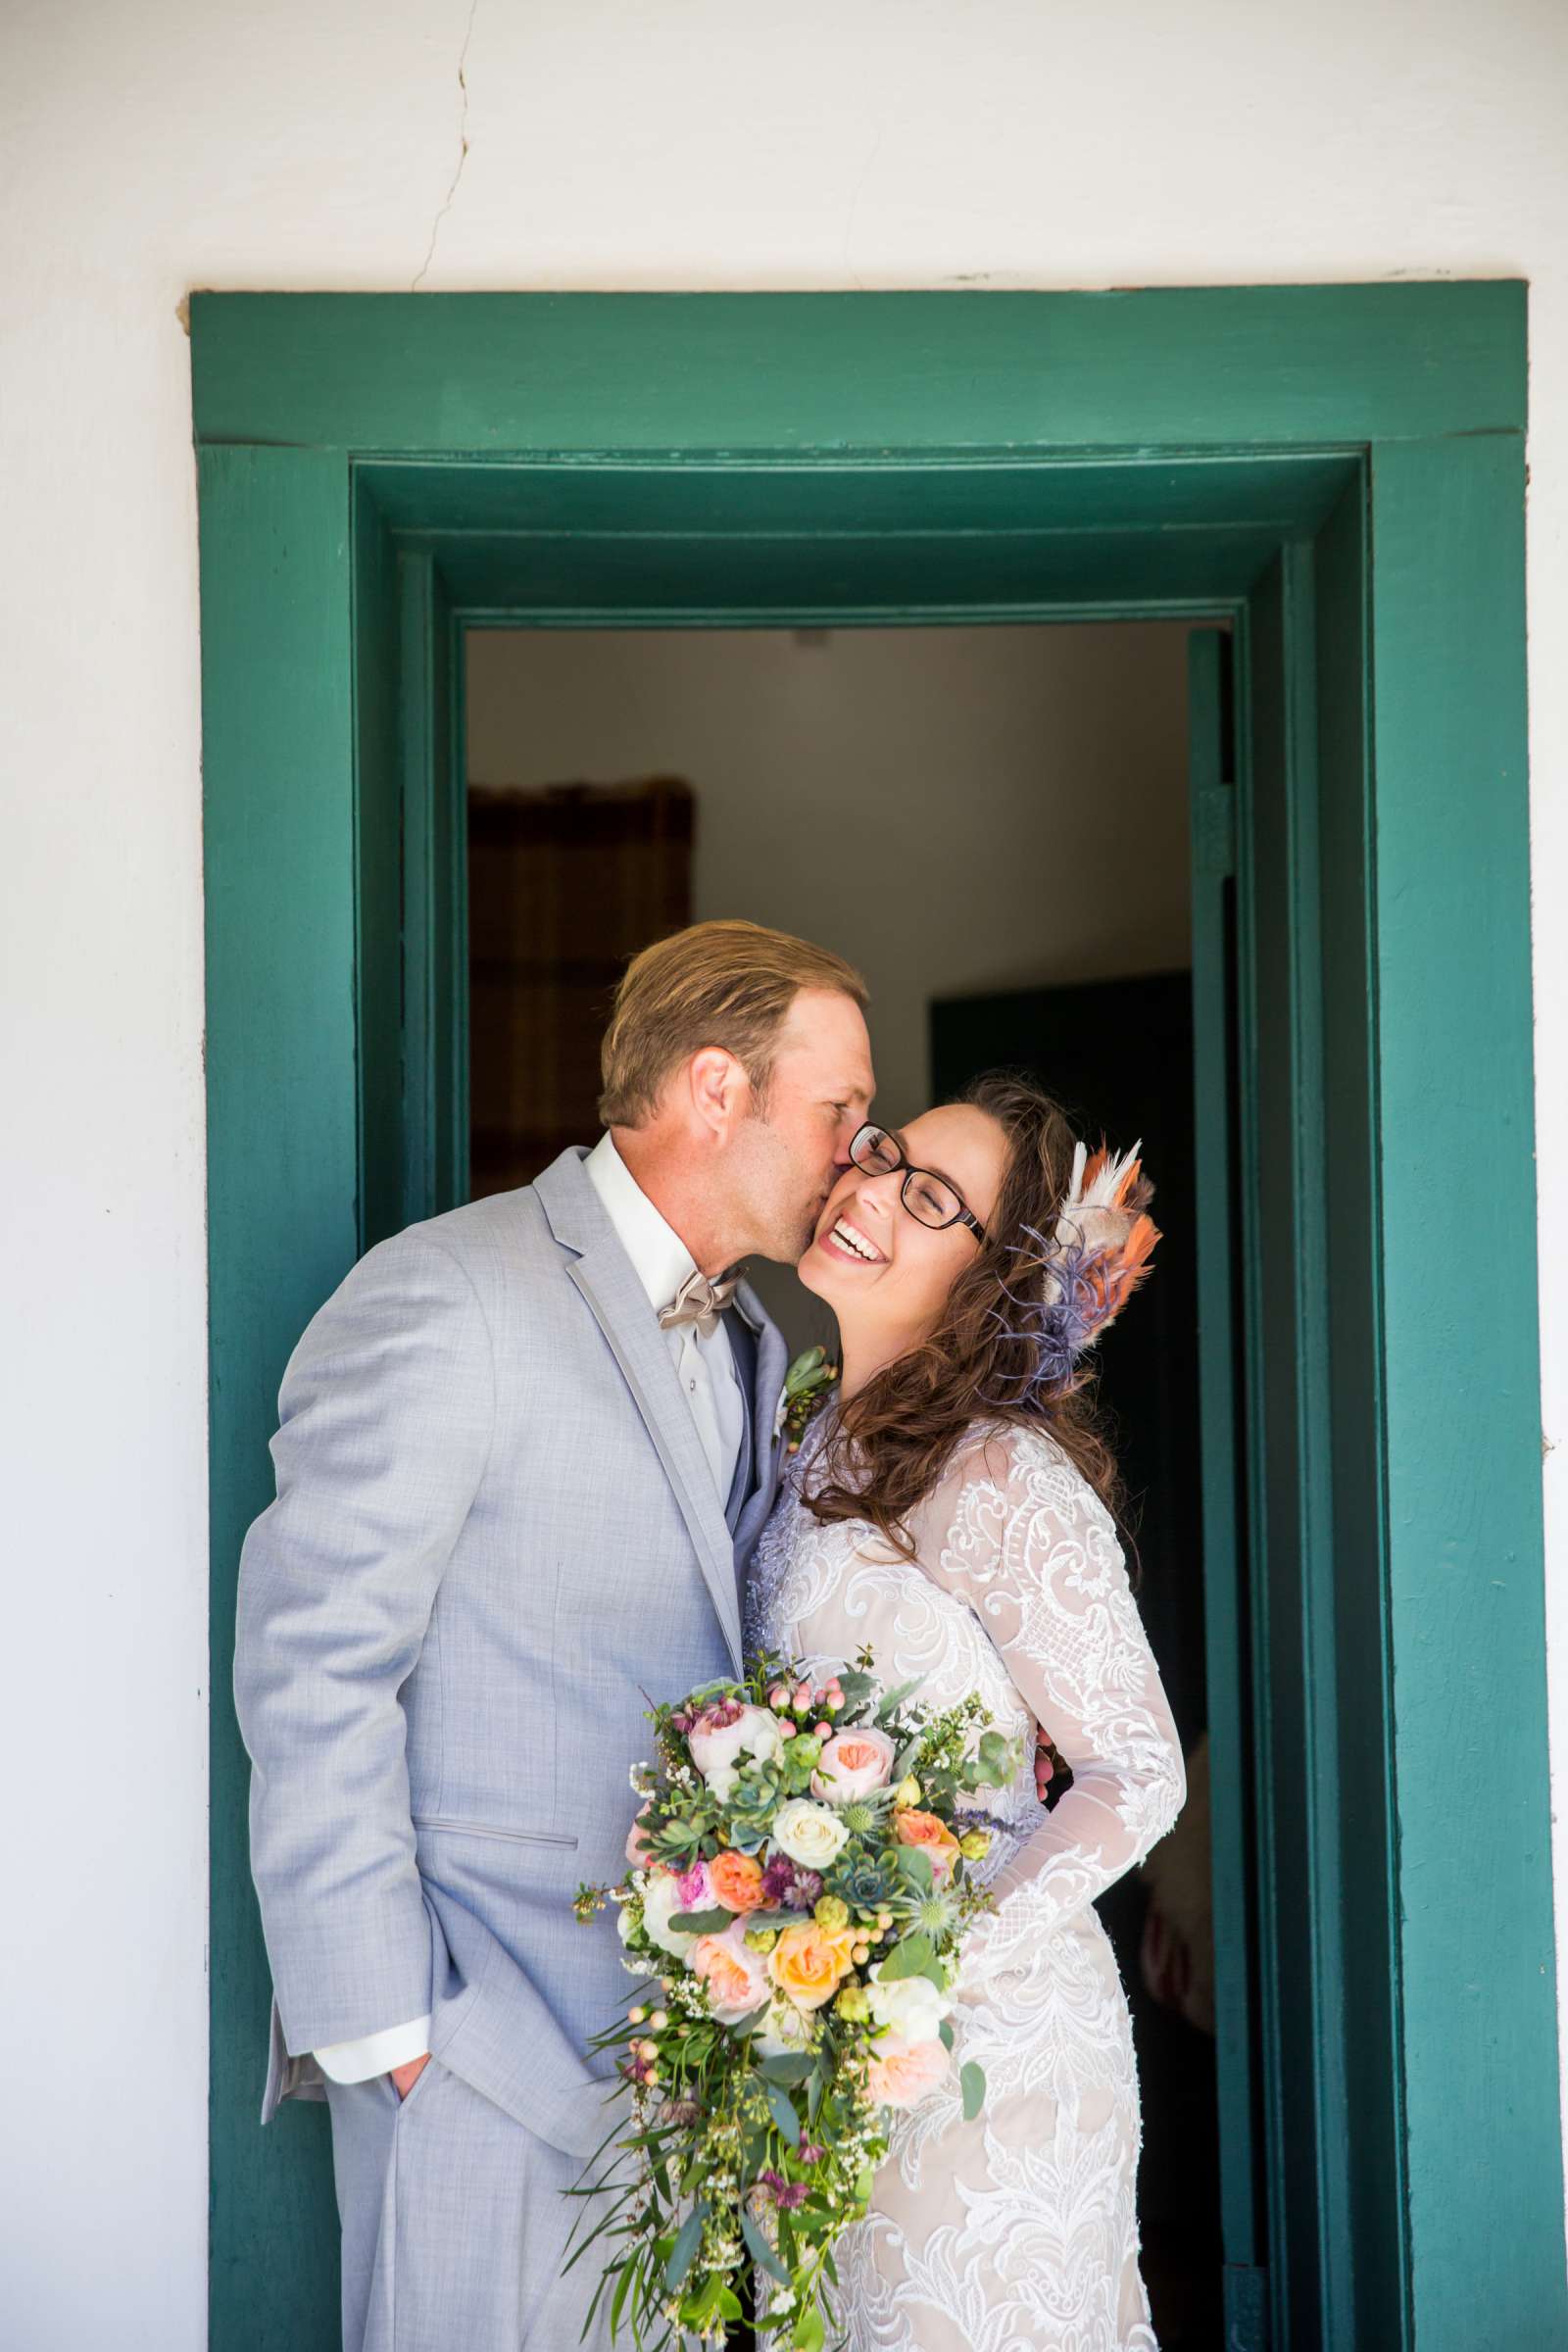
[566,1642,1007,2346]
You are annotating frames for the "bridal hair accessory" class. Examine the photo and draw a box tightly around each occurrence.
[983,1138,1160,1404]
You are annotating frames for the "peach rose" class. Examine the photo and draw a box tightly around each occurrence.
[766,1919,858,2012]
[866,2032,951,2108]
[892,1807,961,1883]
[709,1849,766,1913]
[691,1919,771,2024]
[809,1726,897,1805]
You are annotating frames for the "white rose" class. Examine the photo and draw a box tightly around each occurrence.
[771,1797,851,1871]
[689,1702,784,1800]
[638,1868,699,1960]
[754,1994,818,2060]
[865,1961,953,2046]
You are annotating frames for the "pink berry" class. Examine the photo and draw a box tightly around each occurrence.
[813,1721,833,1739]
[795,1684,812,1710]
[768,1685,790,1709]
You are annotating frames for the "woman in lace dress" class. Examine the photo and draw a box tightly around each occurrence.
[745,1072,1186,2352]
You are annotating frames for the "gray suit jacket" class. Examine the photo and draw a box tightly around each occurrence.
[233,1148,789,2161]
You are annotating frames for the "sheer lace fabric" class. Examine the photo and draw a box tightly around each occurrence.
[745,1416,1185,2352]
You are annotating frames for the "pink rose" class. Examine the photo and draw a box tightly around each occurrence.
[809,1725,897,1806]
[865,2033,952,2109]
[691,1919,771,2025]
[625,1804,655,1866]
[675,1859,712,1910]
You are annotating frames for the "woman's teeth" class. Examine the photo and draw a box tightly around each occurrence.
[831,1219,882,1263]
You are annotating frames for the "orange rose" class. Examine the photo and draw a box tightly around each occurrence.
[893,1808,961,1883]
[709,1849,765,1914]
[766,1920,858,2011]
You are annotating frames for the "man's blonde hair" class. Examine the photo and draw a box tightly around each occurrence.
[599,919,869,1129]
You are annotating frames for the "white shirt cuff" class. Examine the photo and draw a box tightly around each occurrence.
[313,2015,433,2083]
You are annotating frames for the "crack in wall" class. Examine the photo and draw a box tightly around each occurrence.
[413,0,480,292]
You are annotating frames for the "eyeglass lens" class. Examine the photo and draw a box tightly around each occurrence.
[851,1126,966,1231]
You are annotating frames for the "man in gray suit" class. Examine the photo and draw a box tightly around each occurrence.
[234,919,874,2352]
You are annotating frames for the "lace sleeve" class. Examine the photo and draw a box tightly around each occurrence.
[919,1425,1186,1970]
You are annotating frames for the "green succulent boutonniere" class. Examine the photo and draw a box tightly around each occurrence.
[779,1344,840,1452]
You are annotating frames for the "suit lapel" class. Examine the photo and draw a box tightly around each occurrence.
[535,1150,744,1673]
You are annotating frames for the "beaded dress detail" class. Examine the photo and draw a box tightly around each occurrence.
[745,1411,1185,2352]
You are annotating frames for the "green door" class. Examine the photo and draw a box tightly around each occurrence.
[195,288,1562,2352]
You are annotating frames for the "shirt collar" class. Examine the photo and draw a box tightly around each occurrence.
[585,1131,699,1317]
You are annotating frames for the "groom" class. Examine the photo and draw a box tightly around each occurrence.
[234,918,874,2352]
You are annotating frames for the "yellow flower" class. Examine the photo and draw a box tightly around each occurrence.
[893,1776,922,1809]
[767,1919,858,2011]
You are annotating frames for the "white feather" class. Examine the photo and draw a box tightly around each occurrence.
[1080,1137,1143,1208]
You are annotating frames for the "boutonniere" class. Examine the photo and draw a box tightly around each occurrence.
[775,1345,840,1452]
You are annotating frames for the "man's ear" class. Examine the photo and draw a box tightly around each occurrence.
[687,1047,748,1141]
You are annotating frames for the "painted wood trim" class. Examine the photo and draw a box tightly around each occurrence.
[189,284,1526,456]
[1187,628,1265,2277]
[1367,433,1566,2347]
[200,443,355,2343]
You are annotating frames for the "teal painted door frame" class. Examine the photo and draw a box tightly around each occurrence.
[194,288,1559,2350]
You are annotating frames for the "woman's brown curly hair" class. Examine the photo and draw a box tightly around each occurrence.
[803,1068,1132,1560]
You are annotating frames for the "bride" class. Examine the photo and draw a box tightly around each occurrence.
[744,1070,1186,2351]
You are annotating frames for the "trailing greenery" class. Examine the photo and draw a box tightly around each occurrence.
[565,1646,1019,2349]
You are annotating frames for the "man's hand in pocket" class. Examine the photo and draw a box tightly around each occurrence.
[390,2054,430,2101]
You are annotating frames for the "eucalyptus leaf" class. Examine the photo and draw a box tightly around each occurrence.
[758,2052,815,2082]
[763,2078,802,2143]
[793,2307,825,2352]
[663,2201,708,2291]
[896,1845,934,1890]
[668,1905,734,1934]
[876,1930,935,1982]
[960,2060,986,2122]
[873,1677,922,1722]
[939,2019,955,2052]
[740,2205,792,2285]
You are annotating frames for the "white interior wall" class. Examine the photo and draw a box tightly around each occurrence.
[466,623,1194,1132]
[6,2,1567,2341]
[467,623,1192,1345]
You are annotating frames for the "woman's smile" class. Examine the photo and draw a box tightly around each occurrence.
[815,1204,889,1267]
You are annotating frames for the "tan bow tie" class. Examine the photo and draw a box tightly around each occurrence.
[658,1268,741,1339]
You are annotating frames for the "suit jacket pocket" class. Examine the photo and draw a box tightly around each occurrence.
[412,1815,579,1850]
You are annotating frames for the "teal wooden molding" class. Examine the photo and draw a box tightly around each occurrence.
[196,284,1556,2352]
[190,283,1527,456]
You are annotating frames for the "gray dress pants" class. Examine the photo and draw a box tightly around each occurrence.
[322,2060,613,2351]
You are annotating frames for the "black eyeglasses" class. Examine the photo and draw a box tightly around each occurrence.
[847,1123,989,1245]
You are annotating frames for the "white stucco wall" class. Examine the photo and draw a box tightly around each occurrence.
[4,2,1566,2340]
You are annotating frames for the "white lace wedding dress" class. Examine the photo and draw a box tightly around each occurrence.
[745,1413,1186,2352]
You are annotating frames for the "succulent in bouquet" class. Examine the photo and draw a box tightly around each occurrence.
[565,1646,1022,2349]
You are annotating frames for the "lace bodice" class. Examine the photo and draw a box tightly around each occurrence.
[748,1413,1184,1961]
[745,1410,1186,2349]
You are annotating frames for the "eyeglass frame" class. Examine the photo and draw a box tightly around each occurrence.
[846,1121,990,1246]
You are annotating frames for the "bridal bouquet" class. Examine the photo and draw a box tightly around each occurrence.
[567,1649,1020,2350]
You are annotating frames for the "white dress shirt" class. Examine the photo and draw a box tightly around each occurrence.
[314,1133,746,2085]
